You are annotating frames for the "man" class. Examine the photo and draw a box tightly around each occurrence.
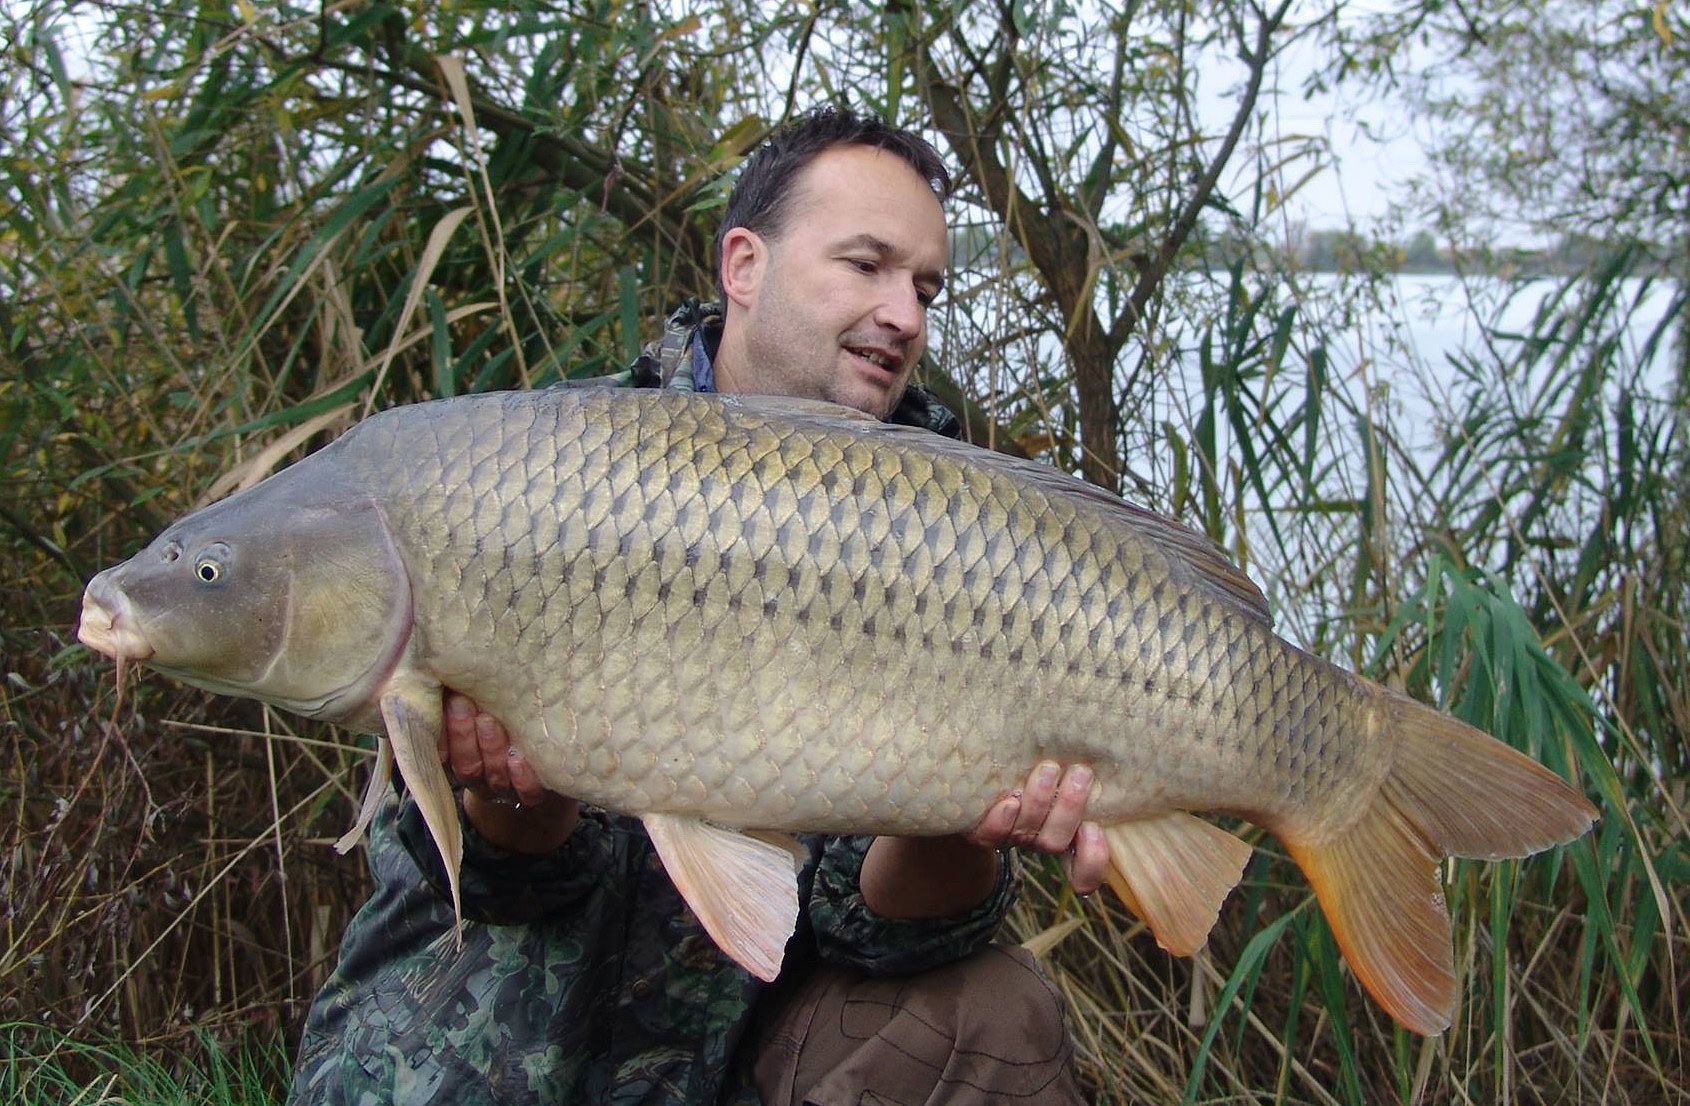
[292,107,1103,1106]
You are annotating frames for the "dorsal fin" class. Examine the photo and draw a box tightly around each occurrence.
[718,393,1272,626]
[997,463,1271,623]
[718,392,882,423]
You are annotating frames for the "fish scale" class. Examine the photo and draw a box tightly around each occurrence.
[350,388,1336,831]
[78,385,1596,1031]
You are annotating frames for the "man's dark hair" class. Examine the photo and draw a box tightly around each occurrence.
[714,106,952,297]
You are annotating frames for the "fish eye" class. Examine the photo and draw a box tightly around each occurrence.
[193,542,231,584]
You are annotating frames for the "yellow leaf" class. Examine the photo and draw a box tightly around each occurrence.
[1654,1,1672,46]
[709,116,765,165]
[657,15,702,43]
[1021,916,1086,958]
[1015,432,1055,457]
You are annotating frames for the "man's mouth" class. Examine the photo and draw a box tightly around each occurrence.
[845,346,901,379]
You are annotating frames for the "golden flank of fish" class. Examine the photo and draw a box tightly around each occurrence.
[77,387,1596,1033]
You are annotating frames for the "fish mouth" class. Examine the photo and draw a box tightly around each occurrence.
[78,577,155,661]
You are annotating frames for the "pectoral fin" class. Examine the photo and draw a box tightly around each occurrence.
[334,736,395,854]
[1101,812,1252,956]
[380,679,462,940]
[642,815,802,982]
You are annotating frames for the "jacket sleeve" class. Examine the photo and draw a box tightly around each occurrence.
[394,791,617,924]
[804,835,1019,975]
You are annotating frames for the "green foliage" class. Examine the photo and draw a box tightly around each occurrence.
[1,1,1683,1102]
[1007,250,1686,1100]
[1324,0,1690,253]
[1,1024,288,1106]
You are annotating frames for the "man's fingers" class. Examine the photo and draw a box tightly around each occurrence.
[1066,822,1109,895]
[1033,765,1093,853]
[506,746,549,805]
[441,691,546,808]
[964,791,1021,848]
[1010,761,1061,843]
[444,694,485,782]
[476,712,512,792]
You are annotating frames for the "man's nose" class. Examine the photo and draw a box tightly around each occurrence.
[874,281,926,338]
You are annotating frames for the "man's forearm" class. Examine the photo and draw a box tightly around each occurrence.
[858,761,1108,920]
[859,834,1000,919]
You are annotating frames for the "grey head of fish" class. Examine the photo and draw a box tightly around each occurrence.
[78,459,414,728]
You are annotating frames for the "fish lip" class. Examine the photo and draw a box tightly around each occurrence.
[77,578,155,661]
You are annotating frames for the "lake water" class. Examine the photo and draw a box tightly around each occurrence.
[1246,272,1683,458]
[1381,272,1680,376]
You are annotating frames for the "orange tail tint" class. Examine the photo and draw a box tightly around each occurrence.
[1284,690,1597,1034]
[1100,811,1253,957]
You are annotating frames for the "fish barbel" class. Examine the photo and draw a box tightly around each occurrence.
[77,387,1595,1033]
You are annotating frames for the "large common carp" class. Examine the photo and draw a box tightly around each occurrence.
[78,387,1595,1033]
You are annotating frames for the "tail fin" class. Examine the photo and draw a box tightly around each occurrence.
[1283,690,1597,1034]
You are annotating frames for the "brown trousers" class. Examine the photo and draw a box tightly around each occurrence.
[749,945,1087,1106]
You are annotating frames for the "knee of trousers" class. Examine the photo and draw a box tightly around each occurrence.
[923,944,1069,1047]
[750,943,1080,1106]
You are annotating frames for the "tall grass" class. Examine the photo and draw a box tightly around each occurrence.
[2,1023,289,1105]
[2,3,1683,1102]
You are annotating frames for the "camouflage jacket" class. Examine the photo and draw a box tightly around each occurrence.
[288,303,1015,1106]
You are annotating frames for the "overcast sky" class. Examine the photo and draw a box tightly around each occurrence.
[1231,17,1436,234]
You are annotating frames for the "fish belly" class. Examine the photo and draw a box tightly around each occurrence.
[359,388,1373,837]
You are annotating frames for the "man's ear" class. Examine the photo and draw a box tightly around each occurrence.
[719,227,767,309]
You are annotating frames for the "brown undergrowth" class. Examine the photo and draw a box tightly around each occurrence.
[2,618,368,1090]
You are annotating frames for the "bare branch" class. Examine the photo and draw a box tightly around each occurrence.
[1109,0,1292,351]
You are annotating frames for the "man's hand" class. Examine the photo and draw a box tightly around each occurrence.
[965,761,1108,894]
[859,761,1107,920]
[442,693,579,854]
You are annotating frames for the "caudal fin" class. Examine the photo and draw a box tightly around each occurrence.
[1283,690,1597,1034]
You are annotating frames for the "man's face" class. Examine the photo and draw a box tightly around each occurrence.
[722,145,948,419]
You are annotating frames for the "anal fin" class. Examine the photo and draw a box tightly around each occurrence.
[643,815,802,982]
[1101,811,1252,956]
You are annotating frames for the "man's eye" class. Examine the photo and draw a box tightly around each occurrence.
[916,288,937,308]
[846,258,877,274]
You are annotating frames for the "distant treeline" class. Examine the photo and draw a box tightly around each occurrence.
[1204,226,1680,277]
[956,222,1679,280]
